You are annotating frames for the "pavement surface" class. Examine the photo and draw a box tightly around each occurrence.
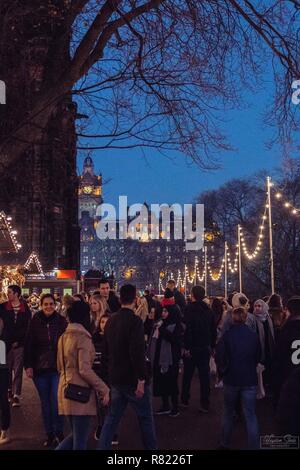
[0,370,277,451]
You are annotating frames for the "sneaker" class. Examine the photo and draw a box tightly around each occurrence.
[43,433,56,448]
[215,381,223,388]
[111,434,119,445]
[12,396,20,407]
[94,425,102,441]
[199,406,209,413]
[0,430,11,445]
[8,390,13,402]
[55,432,64,444]
[169,410,180,418]
[155,407,171,415]
[181,400,189,408]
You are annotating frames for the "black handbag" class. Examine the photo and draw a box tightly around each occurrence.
[64,383,91,403]
[61,336,91,404]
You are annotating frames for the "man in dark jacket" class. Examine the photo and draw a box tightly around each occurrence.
[271,296,300,406]
[0,285,31,407]
[98,284,157,450]
[99,279,121,314]
[216,307,261,449]
[166,280,186,316]
[181,285,217,411]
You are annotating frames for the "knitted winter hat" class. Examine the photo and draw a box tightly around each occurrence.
[232,293,249,309]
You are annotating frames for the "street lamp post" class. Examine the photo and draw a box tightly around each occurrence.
[267,176,275,295]
[204,245,208,296]
[238,224,242,293]
[224,241,228,299]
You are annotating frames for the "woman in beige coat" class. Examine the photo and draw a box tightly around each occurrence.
[56,301,109,450]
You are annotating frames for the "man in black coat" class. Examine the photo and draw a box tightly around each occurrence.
[181,285,217,412]
[97,284,157,450]
[271,296,300,406]
[99,279,121,314]
[0,284,31,407]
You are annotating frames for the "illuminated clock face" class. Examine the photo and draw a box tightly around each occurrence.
[83,186,93,194]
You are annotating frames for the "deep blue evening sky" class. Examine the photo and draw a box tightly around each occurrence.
[77,76,293,207]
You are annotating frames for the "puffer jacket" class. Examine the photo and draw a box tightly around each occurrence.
[57,323,109,416]
[24,310,67,374]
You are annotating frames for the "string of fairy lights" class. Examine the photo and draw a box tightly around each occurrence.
[24,251,45,277]
[159,177,299,291]
[0,211,22,252]
[274,186,300,216]
[239,197,268,261]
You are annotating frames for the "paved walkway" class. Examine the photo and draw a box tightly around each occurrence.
[1,372,276,450]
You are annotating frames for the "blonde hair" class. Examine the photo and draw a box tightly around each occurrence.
[90,295,108,328]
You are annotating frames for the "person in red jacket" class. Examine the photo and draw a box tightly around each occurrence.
[0,285,32,408]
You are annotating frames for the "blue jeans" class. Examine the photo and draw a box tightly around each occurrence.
[33,371,64,435]
[56,416,91,450]
[222,385,260,449]
[97,385,157,450]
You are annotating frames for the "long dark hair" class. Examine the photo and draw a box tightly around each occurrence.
[211,298,223,327]
[67,301,91,332]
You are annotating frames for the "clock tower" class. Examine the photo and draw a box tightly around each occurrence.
[78,157,103,272]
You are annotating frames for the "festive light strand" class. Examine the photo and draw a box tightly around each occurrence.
[239,198,268,260]
[24,251,45,276]
[273,186,300,216]
[0,211,21,252]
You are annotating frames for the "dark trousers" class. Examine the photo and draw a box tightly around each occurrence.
[97,385,157,450]
[0,369,11,430]
[181,354,210,408]
[162,394,178,412]
[8,346,24,396]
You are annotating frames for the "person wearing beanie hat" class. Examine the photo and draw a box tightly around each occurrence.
[165,280,186,316]
[161,288,176,308]
[220,293,256,337]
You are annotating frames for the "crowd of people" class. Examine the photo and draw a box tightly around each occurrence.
[0,279,299,450]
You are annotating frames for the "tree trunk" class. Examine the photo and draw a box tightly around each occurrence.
[0,0,79,270]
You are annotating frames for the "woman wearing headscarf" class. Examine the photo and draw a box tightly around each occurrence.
[148,301,183,418]
[253,299,275,388]
[267,294,286,335]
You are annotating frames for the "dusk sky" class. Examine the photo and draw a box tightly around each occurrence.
[77,73,295,208]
